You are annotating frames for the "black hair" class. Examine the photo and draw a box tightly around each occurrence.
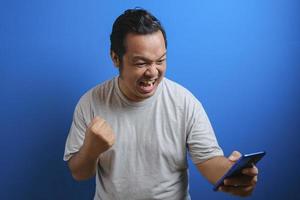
[110,8,167,61]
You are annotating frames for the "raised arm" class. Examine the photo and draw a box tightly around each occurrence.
[68,116,115,181]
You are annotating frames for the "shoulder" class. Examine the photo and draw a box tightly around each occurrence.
[76,77,116,109]
[160,77,206,124]
[162,77,200,105]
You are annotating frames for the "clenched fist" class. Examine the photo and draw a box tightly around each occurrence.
[84,116,115,156]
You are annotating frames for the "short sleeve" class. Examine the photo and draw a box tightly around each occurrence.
[63,102,88,161]
[186,96,223,164]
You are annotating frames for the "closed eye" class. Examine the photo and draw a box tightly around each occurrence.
[156,59,166,65]
[134,62,147,67]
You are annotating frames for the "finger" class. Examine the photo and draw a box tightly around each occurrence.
[102,125,115,139]
[219,185,254,197]
[228,151,242,162]
[242,165,259,176]
[88,116,103,128]
[90,118,106,134]
[224,175,257,187]
[104,131,115,146]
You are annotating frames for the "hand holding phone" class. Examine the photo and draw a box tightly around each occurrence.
[213,151,266,191]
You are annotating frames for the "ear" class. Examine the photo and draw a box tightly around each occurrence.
[110,51,120,68]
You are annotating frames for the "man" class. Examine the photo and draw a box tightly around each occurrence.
[64,8,259,199]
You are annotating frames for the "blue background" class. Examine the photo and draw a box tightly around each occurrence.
[1,0,299,199]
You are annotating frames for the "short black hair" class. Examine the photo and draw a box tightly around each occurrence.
[110,8,167,61]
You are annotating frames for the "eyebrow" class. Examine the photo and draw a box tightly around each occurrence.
[132,52,167,62]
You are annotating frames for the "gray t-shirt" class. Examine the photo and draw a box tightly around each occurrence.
[64,77,223,200]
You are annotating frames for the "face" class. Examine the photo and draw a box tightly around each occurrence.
[112,31,167,102]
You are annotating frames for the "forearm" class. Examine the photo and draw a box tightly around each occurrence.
[68,117,115,181]
[68,143,101,181]
[197,156,233,184]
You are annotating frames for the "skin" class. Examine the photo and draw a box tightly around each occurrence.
[68,30,258,197]
[111,31,167,102]
[197,151,258,197]
[67,117,115,180]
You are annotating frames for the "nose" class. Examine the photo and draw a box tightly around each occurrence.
[144,64,158,77]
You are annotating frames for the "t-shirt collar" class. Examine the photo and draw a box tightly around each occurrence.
[114,76,163,108]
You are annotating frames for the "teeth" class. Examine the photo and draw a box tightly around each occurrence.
[142,80,155,85]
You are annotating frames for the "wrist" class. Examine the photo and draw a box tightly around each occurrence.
[80,142,100,161]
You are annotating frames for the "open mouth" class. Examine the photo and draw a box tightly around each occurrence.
[138,78,157,94]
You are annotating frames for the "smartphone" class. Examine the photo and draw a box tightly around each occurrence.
[213,151,266,191]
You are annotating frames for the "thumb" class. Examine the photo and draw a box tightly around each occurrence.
[228,150,242,162]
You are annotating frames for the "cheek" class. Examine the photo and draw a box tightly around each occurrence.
[127,69,145,83]
[158,65,166,75]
